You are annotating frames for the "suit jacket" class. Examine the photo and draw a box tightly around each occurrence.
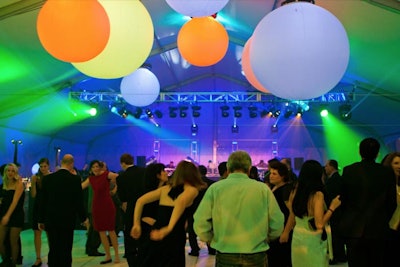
[338,159,397,239]
[116,165,146,226]
[39,169,86,229]
[325,171,343,225]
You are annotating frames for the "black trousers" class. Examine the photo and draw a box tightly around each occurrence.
[46,227,74,267]
[123,212,139,267]
[85,213,101,254]
[345,237,385,267]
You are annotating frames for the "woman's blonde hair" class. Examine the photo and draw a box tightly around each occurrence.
[3,163,19,190]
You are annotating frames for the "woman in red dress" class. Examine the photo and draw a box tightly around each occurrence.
[82,160,120,264]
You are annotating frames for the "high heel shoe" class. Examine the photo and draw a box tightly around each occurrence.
[100,259,112,264]
[32,258,42,267]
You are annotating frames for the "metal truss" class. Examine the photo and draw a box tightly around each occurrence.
[69,91,351,104]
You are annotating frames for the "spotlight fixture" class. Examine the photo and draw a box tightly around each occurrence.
[248,106,258,118]
[11,139,22,145]
[192,106,201,118]
[220,105,229,117]
[339,104,352,121]
[233,106,242,118]
[133,108,142,119]
[191,124,198,136]
[179,106,189,118]
[231,124,239,133]
[154,110,163,119]
[260,109,269,118]
[117,107,130,118]
[88,107,97,117]
[272,109,281,118]
[271,124,278,133]
[296,107,304,117]
[320,109,329,117]
[145,109,153,118]
[169,107,178,118]
[284,109,293,119]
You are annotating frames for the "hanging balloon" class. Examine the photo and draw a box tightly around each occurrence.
[36,0,110,62]
[120,68,160,107]
[166,0,229,17]
[177,17,229,67]
[72,0,154,79]
[241,37,269,93]
[250,2,349,100]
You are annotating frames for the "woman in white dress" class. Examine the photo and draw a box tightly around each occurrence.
[289,160,341,267]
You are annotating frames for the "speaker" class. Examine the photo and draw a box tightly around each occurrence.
[294,157,304,170]
[136,156,146,167]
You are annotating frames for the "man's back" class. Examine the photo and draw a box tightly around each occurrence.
[339,160,396,239]
[40,169,86,228]
[195,173,284,253]
[116,166,145,218]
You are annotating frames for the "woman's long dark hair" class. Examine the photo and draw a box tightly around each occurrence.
[144,163,166,192]
[292,160,325,218]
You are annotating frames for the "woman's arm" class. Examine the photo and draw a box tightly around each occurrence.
[81,178,90,189]
[108,171,119,183]
[131,187,163,239]
[313,191,341,230]
[1,179,24,225]
[280,199,296,243]
[150,185,198,240]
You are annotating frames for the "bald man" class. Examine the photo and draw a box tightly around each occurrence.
[39,154,88,267]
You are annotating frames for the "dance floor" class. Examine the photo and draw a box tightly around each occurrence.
[18,229,347,267]
[19,229,213,267]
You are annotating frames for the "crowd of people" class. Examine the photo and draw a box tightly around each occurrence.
[0,136,398,267]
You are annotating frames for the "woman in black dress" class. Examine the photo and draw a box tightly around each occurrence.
[131,160,206,267]
[30,158,51,267]
[0,163,25,267]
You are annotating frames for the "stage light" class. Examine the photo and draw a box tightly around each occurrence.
[260,109,269,118]
[272,109,281,118]
[220,105,229,117]
[231,124,239,133]
[180,106,189,118]
[271,124,278,133]
[248,106,258,118]
[233,106,242,118]
[339,104,352,121]
[154,110,163,118]
[89,107,97,116]
[320,109,328,117]
[191,124,198,136]
[119,108,130,118]
[284,108,293,118]
[133,107,143,119]
[296,107,304,117]
[192,106,201,118]
[169,107,178,118]
[145,109,153,118]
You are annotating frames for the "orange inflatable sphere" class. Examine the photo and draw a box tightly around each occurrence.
[37,0,110,62]
[177,17,229,67]
[242,37,269,93]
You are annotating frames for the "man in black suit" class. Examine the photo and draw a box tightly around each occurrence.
[338,138,397,267]
[324,159,347,264]
[39,154,88,267]
[116,153,145,267]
